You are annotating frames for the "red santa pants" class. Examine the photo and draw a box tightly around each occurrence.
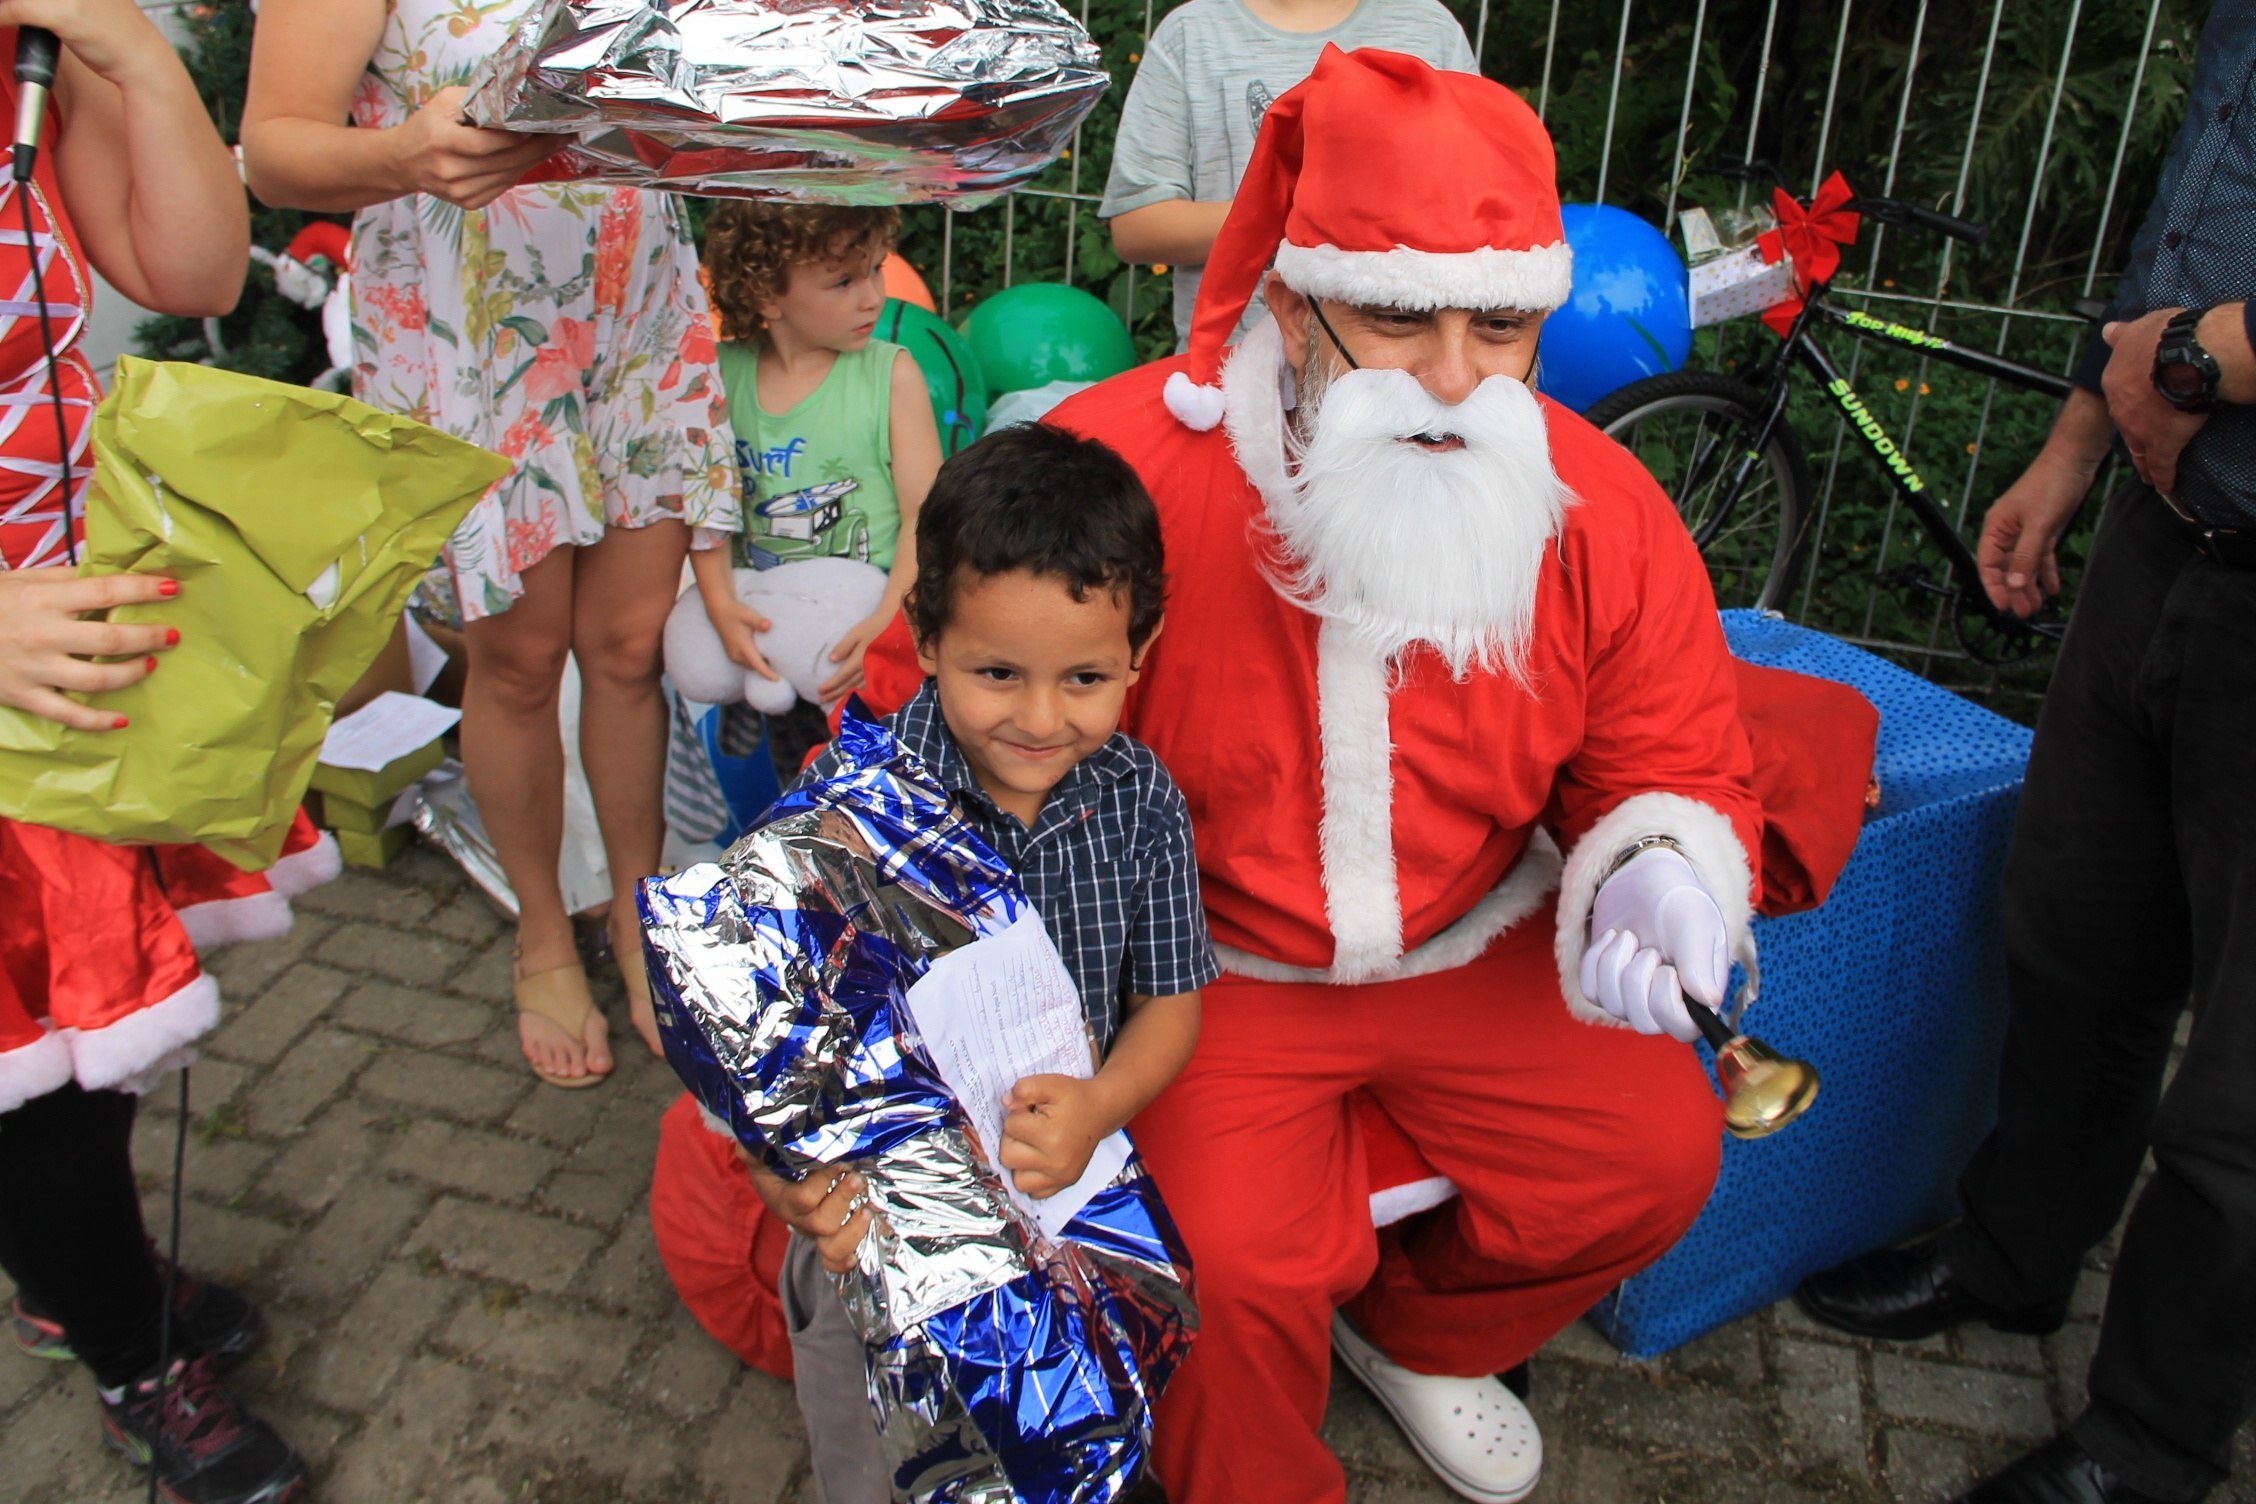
[1134,918,1723,1504]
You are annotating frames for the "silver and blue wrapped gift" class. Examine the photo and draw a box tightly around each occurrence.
[638,711,1196,1502]
[465,0,1109,205]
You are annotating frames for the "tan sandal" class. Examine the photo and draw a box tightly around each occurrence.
[514,954,610,1089]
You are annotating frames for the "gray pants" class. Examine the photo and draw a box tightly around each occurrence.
[782,1233,890,1504]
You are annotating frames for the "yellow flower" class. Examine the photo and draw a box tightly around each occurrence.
[1129,51,1141,63]
[1966,442,1979,455]
[1895,378,1909,391]
[1151,264,1169,274]
[1919,383,1930,395]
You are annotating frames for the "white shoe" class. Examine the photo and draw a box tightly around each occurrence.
[1330,1313,1542,1504]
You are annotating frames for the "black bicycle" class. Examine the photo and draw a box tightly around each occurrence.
[1585,178,2081,662]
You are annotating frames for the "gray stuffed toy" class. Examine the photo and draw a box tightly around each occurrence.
[663,557,889,714]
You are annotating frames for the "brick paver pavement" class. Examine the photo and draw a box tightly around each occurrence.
[5,848,2251,1502]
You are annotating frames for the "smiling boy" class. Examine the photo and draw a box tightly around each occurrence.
[740,422,1219,1504]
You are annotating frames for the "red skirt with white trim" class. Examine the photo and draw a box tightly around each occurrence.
[0,810,339,1113]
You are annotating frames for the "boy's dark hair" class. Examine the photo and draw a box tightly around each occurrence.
[908,425,1167,652]
[702,201,901,343]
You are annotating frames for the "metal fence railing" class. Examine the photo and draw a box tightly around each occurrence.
[903,0,2200,711]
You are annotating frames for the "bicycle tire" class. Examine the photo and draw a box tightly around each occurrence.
[1583,371,1812,614]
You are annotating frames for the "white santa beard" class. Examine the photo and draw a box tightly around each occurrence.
[1270,362,1571,685]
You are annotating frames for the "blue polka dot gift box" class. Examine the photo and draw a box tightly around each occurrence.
[1585,611,2034,1358]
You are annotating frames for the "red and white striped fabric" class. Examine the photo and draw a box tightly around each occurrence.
[0,53,339,1113]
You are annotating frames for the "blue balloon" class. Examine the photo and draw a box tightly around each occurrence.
[1536,204,1693,413]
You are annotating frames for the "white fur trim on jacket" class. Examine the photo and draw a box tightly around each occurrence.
[1274,239,1575,314]
[0,1029,75,1115]
[1315,619,1403,981]
[176,890,292,953]
[1216,832,1562,985]
[66,973,220,1094]
[268,830,342,897]
[1554,792,1757,1030]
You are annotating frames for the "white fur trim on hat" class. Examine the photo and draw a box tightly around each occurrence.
[1164,369,1226,431]
[1554,792,1757,1029]
[1273,239,1574,314]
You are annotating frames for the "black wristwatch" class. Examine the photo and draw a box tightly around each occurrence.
[2152,305,2222,413]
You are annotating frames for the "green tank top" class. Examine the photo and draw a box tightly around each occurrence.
[721,338,902,570]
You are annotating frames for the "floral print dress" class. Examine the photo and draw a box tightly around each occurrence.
[349,0,738,623]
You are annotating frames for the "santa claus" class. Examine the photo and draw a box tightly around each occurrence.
[1036,48,1761,1504]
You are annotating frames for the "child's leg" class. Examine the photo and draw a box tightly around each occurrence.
[0,1082,165,1387]
[780,1233,890,1504]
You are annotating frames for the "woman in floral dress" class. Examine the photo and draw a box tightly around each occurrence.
[242,0,742,1086]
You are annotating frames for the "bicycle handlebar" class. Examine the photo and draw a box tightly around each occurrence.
[1850,197,1989,246]
[1692,160,1990,246]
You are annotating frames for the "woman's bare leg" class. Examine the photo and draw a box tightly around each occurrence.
[462,547,613,1079]
[571,519,691,1057]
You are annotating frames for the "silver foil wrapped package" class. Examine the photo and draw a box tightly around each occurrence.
[465,0,1110,204]
[639,711,1196,1502]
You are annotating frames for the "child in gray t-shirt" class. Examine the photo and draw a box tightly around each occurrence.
[1101,0,1476,349]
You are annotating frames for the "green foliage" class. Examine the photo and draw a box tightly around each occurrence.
[134,1,334,386]
[158,0,2204,707]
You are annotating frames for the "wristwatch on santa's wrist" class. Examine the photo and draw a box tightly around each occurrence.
[2152,306,2222,413]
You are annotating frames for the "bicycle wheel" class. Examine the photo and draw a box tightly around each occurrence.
[1583,372,1812,613]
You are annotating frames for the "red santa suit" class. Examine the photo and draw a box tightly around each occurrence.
[1053,49,1761,1504]
[0,65,336,1114]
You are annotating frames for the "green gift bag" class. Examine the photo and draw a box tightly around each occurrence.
[0,358,508,870]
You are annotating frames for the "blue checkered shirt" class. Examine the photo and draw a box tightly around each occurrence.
[799,681,1218,1047]
[2081,2,2256,526]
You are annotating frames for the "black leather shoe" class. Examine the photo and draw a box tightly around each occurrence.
[1957,1435,2179,1503]
[1795,1235,2067,1341]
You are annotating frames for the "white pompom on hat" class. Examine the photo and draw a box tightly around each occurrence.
[1165,46,1574,431]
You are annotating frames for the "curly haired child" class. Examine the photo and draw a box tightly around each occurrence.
[694,202,943,718]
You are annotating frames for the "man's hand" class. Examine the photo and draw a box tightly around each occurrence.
[0,568,180,731]
[737,1147,871,1275]
[2100,309,2211,498]
[1580,847,1729,1044]
[999,1074,1114,1199]
[1977,453,2093,617]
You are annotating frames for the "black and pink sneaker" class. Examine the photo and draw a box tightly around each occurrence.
[13,1258,264,1371]
[100,1352,306,1504]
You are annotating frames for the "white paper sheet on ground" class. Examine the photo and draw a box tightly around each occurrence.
[320,691,461,771]
[904,908,1131,1238]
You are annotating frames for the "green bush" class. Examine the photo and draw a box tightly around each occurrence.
[154,0,2205,710]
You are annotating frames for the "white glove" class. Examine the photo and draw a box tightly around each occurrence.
[1580,847,1729,1044]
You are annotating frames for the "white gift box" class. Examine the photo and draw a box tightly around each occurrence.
[1688,244,1797,328]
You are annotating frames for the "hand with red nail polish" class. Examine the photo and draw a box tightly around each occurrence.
[0,568,181,732]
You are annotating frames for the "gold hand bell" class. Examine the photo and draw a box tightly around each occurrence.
[1688,1002,1820,1140]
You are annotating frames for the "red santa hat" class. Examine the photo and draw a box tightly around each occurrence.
[1163,47,1574,431]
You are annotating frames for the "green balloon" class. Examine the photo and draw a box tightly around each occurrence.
[961,283,1139,396]
[874,299,989,458]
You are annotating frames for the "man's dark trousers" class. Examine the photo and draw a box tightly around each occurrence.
[1939,485,2256,1501]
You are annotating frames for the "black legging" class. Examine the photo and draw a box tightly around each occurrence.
[0,1081,165,1388]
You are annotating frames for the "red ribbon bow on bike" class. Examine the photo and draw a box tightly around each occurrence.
[1754,171,1861,337]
